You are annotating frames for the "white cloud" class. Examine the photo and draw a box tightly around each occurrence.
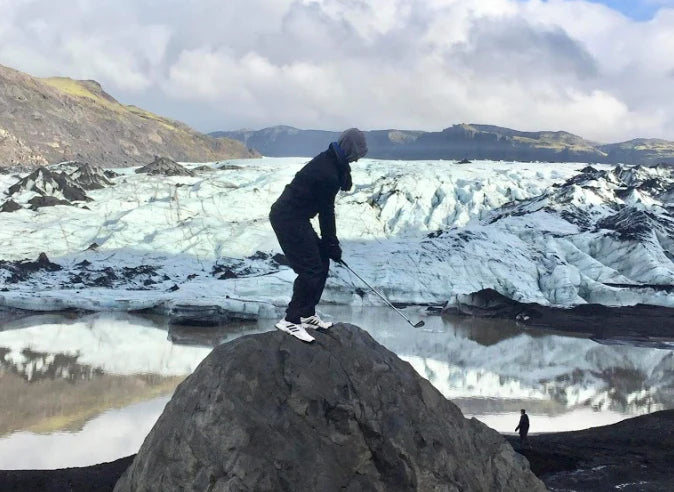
[0,0,673,141]
[0,1,171,91]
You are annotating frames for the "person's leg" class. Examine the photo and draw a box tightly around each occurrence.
[311,234,331,308]
[286,233,324,321]
[270,212,325,322]
[294,236,334,329]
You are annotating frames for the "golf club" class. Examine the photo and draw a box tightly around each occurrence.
[339,259,425,328]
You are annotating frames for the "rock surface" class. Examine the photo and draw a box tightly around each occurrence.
[5,412,674,491]
[67,162,113,190]
[115,324,544,492]
[0,199,21,213]
[451,288,674,335]
[135,156,194,176]
[1,165,98,211]
[7,166,90,202]
[0,252,62,283]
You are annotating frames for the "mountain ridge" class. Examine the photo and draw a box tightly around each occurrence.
[0,64,258,167]
[212,124,674,164]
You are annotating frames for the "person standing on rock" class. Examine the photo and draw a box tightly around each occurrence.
[516,409,530,448]
[269,128,368,342]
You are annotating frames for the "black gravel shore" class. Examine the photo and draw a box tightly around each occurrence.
[2,411,673,491]
[0,456,133,492]
[506,409,674,491]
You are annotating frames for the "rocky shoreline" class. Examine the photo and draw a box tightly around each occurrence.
[2,410,672,491]
[506,410,674,491]
[444,288,674,341]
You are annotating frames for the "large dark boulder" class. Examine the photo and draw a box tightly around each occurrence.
[115,324,544,491]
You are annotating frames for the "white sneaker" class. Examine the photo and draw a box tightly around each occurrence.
[275,319,315,343]
[301,314,333,330]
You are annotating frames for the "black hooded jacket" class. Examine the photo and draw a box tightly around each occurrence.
[516,414,530,434]
[272,142,351,244]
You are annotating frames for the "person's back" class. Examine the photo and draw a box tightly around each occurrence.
[276,146,344,221]
[519,413,529,432]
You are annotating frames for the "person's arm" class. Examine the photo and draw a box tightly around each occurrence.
[318,189,338,244]
[318,188,341,261]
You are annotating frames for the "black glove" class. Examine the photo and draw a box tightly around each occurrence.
[323,241,342,262]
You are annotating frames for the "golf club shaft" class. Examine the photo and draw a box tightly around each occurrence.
[339,260,421,328]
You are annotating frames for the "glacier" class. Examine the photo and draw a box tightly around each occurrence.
[0,158,672,317]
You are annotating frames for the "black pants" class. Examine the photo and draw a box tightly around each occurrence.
[270,202,330,323]
[519,432,529,448]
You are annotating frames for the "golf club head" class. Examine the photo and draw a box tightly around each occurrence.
[413,320,425,328]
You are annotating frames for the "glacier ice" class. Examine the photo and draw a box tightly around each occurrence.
[0,159,672,315]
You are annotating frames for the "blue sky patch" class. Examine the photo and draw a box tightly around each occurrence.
[581,0,672,21]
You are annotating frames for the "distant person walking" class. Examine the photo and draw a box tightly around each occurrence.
[515,409,530,448]
[269,128,368,342]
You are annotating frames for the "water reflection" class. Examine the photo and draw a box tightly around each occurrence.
[0,307,673,469]
[0,397,170,469]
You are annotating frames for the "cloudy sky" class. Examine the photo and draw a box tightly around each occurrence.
[1,0,673,142]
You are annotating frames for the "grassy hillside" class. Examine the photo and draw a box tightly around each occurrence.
[599,139,674,165]
[0,64,258,167]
